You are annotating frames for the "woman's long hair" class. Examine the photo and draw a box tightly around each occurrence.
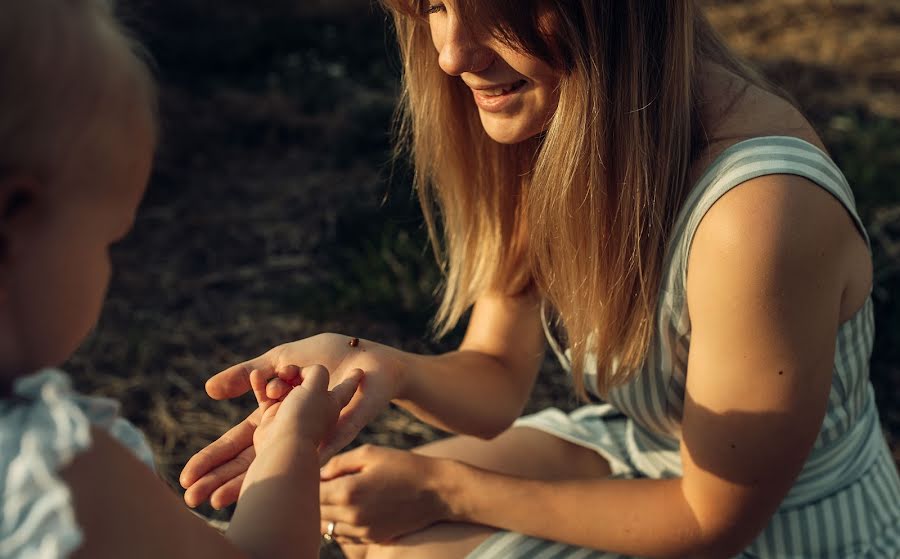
[381,0,782,397]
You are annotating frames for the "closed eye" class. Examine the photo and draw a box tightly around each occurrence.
[425,3,445,15]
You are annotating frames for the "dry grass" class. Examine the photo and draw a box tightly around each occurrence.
[64,2,898,553]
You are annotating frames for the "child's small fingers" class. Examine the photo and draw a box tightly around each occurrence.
[277,364,302,386]
[261,400,281,423]
[245,405,264,428]
[299,364,331,393]
[250,368,274,405]
[265,378,292,400]
[329,369,364,409]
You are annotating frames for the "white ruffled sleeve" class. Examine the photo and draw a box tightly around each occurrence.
[0,369,155,558]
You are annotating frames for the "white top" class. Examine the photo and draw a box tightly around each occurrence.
[0,369,155,558]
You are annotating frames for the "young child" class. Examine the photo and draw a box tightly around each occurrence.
[0,1,361,557]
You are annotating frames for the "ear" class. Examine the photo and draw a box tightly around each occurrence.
[0,174,41,219]
[0,174,43,269]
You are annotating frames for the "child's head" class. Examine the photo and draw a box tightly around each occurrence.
[0,0,157,381]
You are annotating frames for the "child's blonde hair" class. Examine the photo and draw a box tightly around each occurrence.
[0,0,157,182]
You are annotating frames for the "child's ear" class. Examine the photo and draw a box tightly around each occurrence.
[0,174,42,264]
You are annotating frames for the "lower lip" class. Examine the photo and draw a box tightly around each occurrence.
[471,81,527,113]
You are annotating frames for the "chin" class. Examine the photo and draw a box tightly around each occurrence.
[479,113,542,145]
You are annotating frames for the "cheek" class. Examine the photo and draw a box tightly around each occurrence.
[429,20,445,53]
[47,246,111,360]
[529,68,561,120]
[520,56,560,90]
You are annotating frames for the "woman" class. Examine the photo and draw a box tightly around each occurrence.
[180,1,900,557]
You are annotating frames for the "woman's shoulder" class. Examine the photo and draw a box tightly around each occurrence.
[681,65,872,321]
[685,142,872,325]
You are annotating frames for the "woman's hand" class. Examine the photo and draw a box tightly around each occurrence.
[319,445,453,544]
[179,333,404,509]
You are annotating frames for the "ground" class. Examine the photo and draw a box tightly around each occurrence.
[67,0,899,554]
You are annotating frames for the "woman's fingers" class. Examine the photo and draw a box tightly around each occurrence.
[182,445,255,507]
[206,358,274,400]
[319,518,374,543]
[320,446,367,482]
[211,471,246,510]
[320,474,353,506]
[180,411,257,488]
[320,505,355,523]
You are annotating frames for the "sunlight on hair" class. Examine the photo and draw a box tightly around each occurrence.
[381,0,788,397]
[0,0,157,182]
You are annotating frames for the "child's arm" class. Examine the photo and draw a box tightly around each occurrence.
[227,365,362,558]
[61,366,361,559]
[224,434,321,559]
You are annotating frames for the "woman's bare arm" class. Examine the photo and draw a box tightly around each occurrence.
[391,290,547,438]
[181,300,545,510]
[348,174,862,557]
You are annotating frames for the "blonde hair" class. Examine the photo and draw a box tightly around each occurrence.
[381,0,784,397]
[0,0,157,182]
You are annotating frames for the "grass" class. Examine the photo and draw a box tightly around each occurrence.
[63,2,899,554]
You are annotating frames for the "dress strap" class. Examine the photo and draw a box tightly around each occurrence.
[665,135,869,294]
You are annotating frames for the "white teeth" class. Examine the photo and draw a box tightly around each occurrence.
[479,81,524,97]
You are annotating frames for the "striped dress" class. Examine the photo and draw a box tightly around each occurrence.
[467,136,900,558]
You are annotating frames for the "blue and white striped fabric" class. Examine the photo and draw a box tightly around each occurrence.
[0,369,156,558]
[468,136,900,558]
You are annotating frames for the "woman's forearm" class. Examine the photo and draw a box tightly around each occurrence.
[433,459,742,559]
[390,347,538,439]
[383,291,546,439]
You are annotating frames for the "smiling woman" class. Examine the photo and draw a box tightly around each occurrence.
[181,1,900,557]
[423,1,560,144]
[383,0,733,393]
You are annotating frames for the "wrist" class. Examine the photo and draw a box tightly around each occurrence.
[368,339,414,401]
[259,432,319,458]
[426,457,470,523]
[392,347,431,404]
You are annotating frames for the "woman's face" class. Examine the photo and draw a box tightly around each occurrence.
[426,2,561,144]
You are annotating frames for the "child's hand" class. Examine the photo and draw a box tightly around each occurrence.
[250,365,363,452]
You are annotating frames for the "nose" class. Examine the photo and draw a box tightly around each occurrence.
[436,18,493,76]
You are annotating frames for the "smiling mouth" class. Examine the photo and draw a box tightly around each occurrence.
[475,79,527,97]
